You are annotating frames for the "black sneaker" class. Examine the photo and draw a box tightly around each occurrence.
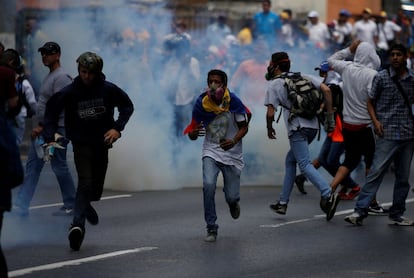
[204,230,217,242]
[68,225,85,251]
[269,202,287,215]
[229,202,240,219]
[368,203,389,216]
[326,193,340,221]
[85,204,99,225]
[344,212,365,226]
[320,196,329,213]
[295,174,307,194]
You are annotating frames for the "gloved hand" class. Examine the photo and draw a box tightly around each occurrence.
[42,133,67,162]
[323,112,335,133]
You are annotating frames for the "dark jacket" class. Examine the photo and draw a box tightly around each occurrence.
[43,74,134,145]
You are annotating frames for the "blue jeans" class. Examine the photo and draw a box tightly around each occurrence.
[355,138,414,218]
[15,129,76,212]
[280,128,331,203]
[9,115,25,145]
[202,156,241,232]
[318,136,357,187]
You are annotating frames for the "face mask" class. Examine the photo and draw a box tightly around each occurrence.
[207,83,225,103]
[265,65,276,81]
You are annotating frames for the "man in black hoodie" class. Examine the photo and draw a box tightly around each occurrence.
[43,51,134,251]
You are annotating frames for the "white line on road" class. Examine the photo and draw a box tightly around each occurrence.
[8,246,158,277]
[29,194,133,210]
[261,198,414,228]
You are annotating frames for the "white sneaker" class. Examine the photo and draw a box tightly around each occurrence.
[344,212,364,226]
[388,216,414,226]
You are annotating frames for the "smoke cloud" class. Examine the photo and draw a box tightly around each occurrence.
[30,4,327,191]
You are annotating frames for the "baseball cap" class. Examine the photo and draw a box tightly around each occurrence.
[280,12,290,20]
[308,10,319,18]
[380,11,387,18]
[38,42,61,55]
[363,8,372,15]
[314,61,330,72]
[339,9,351,17]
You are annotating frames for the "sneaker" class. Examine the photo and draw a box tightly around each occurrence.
[85,204,99,225]
[269,202,287,215]
[341,186,361,200]
[68,225,85,251]
[388,216,414,226]
[204,231,217,243]
[320,197,329,214]
[295,174,307,194]
[368,204,389,216]
[344,212,365,226]
[326,193,340,221]
[229,203,240,219]
[52,206,73,216]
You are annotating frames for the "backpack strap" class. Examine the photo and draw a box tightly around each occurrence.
[387,68,414,122]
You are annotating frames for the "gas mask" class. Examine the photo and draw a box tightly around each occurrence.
[265,64,276,81]
[207,82,225,103]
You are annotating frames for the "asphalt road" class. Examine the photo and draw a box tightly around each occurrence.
[3,165,414,278]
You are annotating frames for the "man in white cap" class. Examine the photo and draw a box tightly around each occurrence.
[304,10,331,50]
[352,8,378,47]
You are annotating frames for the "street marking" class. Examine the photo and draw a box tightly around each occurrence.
[261,218,315,228]
[261,198,414,228]
[8,246,158,277]
[29,194,132,210]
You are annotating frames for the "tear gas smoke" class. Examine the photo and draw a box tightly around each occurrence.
[30,5,327,191]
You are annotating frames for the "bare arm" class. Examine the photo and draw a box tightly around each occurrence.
[320,83,333,113]
[266,104,276,139]
[367,98,383,136]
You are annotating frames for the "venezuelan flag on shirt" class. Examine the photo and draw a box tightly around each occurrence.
[183,89,252,134]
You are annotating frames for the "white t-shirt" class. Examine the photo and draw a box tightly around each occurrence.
[264,73,321,136]
[306,22,330,49]
[377,20,402,50]
[203,112,247,170]
[353,19,378,47]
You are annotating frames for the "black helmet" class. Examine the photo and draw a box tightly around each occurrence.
[76,51,103,73]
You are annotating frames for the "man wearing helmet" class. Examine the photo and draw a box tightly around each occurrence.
[43,51,134,251]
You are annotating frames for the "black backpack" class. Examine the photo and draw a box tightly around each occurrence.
[327,83,343,118]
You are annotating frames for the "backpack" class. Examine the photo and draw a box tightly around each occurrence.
[280,72,324,121]
[327,83,343,117]
[11,75,35,118]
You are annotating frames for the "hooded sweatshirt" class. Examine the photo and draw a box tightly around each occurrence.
[327,42,380,125]
[43,74,134,145]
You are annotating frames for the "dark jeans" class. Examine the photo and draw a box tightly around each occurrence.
[72,143,109,228]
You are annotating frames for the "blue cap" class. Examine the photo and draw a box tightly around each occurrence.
[314,61,330,72]
[339,9,351,17]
